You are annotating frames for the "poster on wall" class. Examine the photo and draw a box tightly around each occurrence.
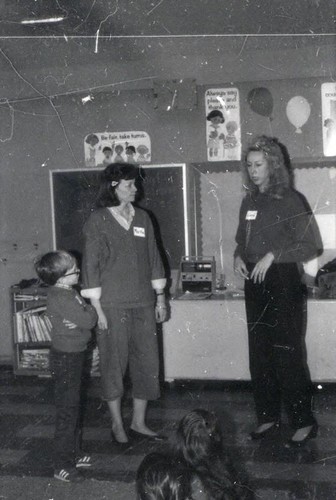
[321,83,336,157]
[205,88,241,162]
[84,131,151,167]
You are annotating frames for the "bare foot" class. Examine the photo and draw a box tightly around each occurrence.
[111,423,128,443]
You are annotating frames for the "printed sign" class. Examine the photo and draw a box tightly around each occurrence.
[84,131,151,167]
[205,88,241,161]
[321,83,336,157]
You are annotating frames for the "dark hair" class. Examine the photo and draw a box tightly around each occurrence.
[241,135,290,199]
[206,110,225,123]
[324,118,335,127]
[173,409,253,500]
[96,162,139,207]
[174,409,223,464]
[102,146,112,153]
[136,452,192,500]
[126,145,136,154]
[34,251,76,285]
[85,133,99,146]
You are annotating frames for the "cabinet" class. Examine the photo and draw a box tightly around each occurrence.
[162,296,336,383]
[11,285,51,376]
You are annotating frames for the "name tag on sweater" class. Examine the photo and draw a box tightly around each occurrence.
[246,210,258,220]
[133,226,145,237]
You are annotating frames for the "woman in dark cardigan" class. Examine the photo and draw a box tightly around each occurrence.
[81,163,167,444]
[234,136,322,446]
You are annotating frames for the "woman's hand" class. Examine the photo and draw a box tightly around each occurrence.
[234,255,249,280]
[90,298,108,331]
[250,252,275,284]
[97,310,108,330]
[155,294,167,323]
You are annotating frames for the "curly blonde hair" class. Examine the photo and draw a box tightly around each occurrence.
[241,135,290,199]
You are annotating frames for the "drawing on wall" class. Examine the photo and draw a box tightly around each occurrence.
[205,88,241,161]
[321,83,336,157]
[247,87,273,119]
[84,131,151,167]
[286,96,311,134]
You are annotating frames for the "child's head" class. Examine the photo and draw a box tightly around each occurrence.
[34,251,79,286]
[85,134,99,147]
[226,120,238,134]
[137,144,149,155]
[126,145,136,155]
[174,409,223,466]
[115,144,124,154]
[206,110,225,124]
[102,146,113,159]
[136,452,192,500]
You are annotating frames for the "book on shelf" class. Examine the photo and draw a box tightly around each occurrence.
[14,306,52,343]
[14,293,47,302]
[19,348,50,370]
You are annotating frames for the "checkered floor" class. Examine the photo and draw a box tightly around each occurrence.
[1,367,336,499]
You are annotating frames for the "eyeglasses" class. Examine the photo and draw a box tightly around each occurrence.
[64,270,80,277]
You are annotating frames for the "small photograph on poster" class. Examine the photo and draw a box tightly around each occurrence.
[321,83,336,157]
[84,131,151,167]
[205,88,241,161]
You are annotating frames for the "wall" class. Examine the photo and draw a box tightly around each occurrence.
[199,166,336,290]
[1,72,336,362]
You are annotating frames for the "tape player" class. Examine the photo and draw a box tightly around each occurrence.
[180,256,216,293]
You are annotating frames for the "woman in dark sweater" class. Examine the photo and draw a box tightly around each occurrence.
[234,135,322,447]
[81,163,167,444]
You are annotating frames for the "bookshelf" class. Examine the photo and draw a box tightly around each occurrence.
[11,285,51,376]
[11,285,100,377]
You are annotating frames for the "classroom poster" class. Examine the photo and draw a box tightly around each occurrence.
[321,83,336,157]
[205,88,241,161]
[84,131,151,167]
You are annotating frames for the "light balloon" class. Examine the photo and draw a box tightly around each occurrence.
[286,96,311,133]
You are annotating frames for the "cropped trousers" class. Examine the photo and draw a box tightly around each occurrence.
[97,305,160,401]
[244,263,316,430]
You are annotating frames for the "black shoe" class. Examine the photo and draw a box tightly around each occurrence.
[285,423,318,448]
[128,428,167,442]
[249,422,280,440]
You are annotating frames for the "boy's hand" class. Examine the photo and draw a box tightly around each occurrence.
[63,319,77,329]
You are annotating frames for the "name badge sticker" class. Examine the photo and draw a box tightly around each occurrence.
[246,210,258,220]
[133,226,146,237]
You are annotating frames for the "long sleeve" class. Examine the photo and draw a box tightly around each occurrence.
[146,213,166,288]
[234,190,323,265]
[81,212,108,300]
[80,207,166,308]
[234,197,248,260]
[59,293,98,330]
[47,287,97,352]
[272,192,323,263]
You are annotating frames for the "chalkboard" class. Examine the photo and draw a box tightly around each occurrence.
[50,164,188,271]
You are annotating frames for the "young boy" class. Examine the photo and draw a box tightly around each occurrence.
[35,251,98,483]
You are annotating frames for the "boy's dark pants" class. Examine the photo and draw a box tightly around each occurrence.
[50,348,85,469]
[245,263,315,430]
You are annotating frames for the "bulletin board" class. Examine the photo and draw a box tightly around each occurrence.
[191,161,336,289]
[50,164,189,271]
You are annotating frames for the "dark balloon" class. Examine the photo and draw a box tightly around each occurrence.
[247,87,273,118]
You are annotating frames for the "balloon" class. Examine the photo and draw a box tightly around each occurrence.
[247,87,273,118]
[286,96,311,133]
